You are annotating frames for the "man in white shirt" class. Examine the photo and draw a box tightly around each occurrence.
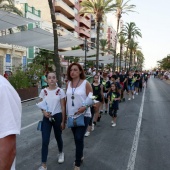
[0,75,21,170]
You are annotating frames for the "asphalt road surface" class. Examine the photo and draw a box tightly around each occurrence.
[16,77,170,170]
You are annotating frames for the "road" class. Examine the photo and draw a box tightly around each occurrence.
[16,77,170,170]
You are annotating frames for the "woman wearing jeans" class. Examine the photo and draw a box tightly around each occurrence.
[38,72,66,170]
[66,63,92,170]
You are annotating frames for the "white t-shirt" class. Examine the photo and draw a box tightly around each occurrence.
[39,87,65,115]
[0,75,21,139]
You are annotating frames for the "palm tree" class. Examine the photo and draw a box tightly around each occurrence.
[48,0,61,86]
[0,0,24,33]
[136,50,144,70]
[33,49,54,72]
[121,22,142,69]
[115,0,135,33]
[99,39,108,55]
[0,0,23,15]
[132,42,141,66]
[118,35,126,70]
[112,0,136,71]
[80,0,117,73]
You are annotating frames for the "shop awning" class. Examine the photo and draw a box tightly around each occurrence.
[0,28,84,49]
[87,55,113,61]
[0,10,36,31]
[59,48,99,57]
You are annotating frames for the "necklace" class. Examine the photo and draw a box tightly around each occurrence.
[71,79,80,106]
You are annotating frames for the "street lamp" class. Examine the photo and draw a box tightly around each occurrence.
[82,37,89,71]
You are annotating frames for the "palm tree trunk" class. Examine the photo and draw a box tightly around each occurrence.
[48,0,61,87]
[117,17,120,34]
[133,52,136,66]
[129,49,133,70]
[112,18,120,72]
[96,21,100,74]
[119,44,122,71]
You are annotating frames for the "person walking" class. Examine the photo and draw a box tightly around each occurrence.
[127,71,135,100]
[66,63,92,170]
[41,71,48,89]
[108,83,120,127]
[118,70,127,102]
[0,75,22,170]
[85,75,104,133]
[38,72,66,170]
[133,70,140,95]
[100,72,111,114]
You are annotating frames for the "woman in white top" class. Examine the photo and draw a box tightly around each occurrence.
[66,63,92,170]
[38,72,66,170]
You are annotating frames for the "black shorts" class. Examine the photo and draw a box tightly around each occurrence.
[104,98,108,104]
[109,108,117,117]
[96,96,103,102]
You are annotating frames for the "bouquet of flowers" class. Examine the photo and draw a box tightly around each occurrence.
[131,77,137,86]
[36,100,55,122]
[82,92,99,108]
[110,93,116,107]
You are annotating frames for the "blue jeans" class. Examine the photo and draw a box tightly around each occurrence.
[41,113,63,163]
[71,116,90,167]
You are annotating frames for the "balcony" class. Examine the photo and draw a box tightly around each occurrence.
[56,13,75,30]
[63,0,75,6]
[55,0,75,19]
[79,27,90,38]
[80,17,91,28]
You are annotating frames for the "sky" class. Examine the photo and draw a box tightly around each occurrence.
[107,0,170,70]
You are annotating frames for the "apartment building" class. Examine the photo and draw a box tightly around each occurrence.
[0,0,27,75]
[107,26,117,50]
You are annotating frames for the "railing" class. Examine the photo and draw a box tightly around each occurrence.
[80,17,90,28]
[56,13,74,27]
[55,0,74,16]
[79,27,90,37]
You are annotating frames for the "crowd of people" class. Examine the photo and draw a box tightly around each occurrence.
[0,63,150,170]
[37,63,150,170]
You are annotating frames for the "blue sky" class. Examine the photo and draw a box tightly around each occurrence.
[107,0,170,69]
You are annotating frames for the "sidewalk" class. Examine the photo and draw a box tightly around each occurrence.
[163,79,170,85]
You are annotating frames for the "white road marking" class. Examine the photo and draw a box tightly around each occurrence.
[21,120,40,131]
[127,87,146,170]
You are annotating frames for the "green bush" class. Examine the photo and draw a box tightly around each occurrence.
[9,63,44,89]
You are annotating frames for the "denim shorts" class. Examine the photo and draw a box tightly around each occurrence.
[128,85,134,91]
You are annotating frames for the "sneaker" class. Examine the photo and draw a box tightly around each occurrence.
[112,123,116,127]
[38,166,47,170]
[111,120,114,124]
[58,152,64,163]
[105,111,107,114]
[136,93,138,95]
[97,115,101,122]
[132,95,135,99]
[134,91,136,95]
[91,124,95,131]
[100,110,103,114]
[128,98,131,100]
[74,166,80,170]
[85,131,90,137]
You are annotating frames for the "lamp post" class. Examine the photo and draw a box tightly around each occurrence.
[83,37,89,71]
